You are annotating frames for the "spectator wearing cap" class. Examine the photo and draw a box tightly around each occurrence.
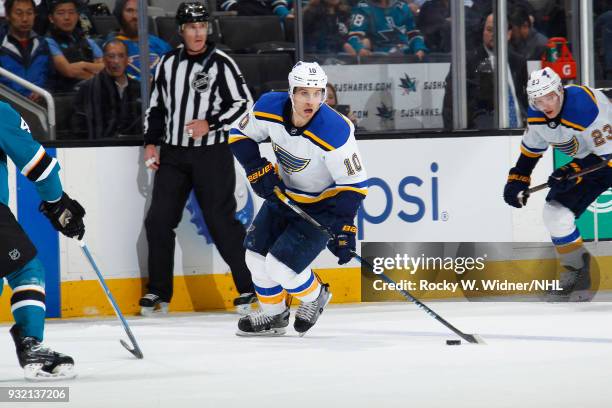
[46,0,104,92]
[509,4,548,61]
[0,0,51,102]
[106,0,171,81]
[71,39,141,139]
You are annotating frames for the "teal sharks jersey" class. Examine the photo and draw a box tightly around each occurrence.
[0,102,62,206]
[347,0,426,54]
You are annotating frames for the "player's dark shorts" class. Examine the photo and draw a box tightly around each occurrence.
[244,199,333,273]
[0,204,37,278]
[546,156,612,217]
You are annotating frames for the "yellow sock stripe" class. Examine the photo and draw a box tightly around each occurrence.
[256,290,287,304]
[290,279,320,299]
[555,239,584,254]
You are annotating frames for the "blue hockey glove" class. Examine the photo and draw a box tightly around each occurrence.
[246,158,283,200]
[503,173,530,208]
[548,162,582,194]
[327,221,357,265]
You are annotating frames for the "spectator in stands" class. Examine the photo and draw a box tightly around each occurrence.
[46,0,104,92]
[326,83,358,126]
[71,39,141,139]
[220,0,291,20]
[303,0,350,53]
[0,0,51,102]
[343,0,427,60]
[509,4,548,61]
[108,0,171,81]
[442,13,527,129]
[417,0,450,53]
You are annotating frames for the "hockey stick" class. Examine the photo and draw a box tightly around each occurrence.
[273,187,485,345]
[520,158,612,198]
[77,240,144,359]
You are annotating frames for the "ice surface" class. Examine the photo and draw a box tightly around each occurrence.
[1,301,612,408]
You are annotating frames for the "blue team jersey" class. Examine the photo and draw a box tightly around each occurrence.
[347,0,427,54]
[107,34,172,81]
[0,102,62,206]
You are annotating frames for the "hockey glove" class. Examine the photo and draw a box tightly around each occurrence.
[548,162,582,194]
[39,192,86,239]
[327,221,357,265]
[503,173,530,208]
[246,158,284,200]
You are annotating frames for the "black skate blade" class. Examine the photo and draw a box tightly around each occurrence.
[236,328,287,337]
[569,290,594,302]
[120,339,144,359]
[460,333,486,344]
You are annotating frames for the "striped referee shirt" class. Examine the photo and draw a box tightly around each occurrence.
[144,43,252,147]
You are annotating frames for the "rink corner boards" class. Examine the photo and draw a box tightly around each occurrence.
[0,267,361,320]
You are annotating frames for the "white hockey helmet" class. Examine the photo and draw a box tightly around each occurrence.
[526,67,564,110]
[288,61,328,105]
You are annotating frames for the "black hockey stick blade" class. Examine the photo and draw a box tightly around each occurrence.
[121,339,144,359]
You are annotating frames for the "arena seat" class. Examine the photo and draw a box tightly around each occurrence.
[230,53,293,99]
[217,16,293,53]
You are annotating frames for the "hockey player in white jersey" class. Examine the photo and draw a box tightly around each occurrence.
[229,61,367,336]
[503,67,612,301]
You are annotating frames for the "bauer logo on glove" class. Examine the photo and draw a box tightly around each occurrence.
[247,162,275,183]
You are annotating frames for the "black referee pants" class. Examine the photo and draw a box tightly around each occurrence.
[145,143,254,302]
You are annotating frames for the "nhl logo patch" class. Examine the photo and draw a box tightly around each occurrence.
[191,71,210,93]
[548,121,558,129]
[290,127,298,135]
[8,248,20,261]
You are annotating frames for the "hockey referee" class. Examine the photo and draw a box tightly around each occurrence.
[141,1,256,315]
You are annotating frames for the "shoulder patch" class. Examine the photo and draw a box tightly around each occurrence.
[253,92,288,124]
[527,108,547,125]
[302,105,352,151]
[560,85,599,131]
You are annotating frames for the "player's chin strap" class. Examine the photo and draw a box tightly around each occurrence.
[75,239,144,359]
[519,158,612,200]
[272,187,486,345]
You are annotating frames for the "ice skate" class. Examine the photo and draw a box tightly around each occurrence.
[10,325,76,381]
[294,283,332,336]
[548,253,593,302]
[233,292,259,316]
[139,293,169,316]
[236,308,290,336]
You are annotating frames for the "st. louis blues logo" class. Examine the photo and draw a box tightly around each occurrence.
[272,143,310,174]
[552,136,579,156]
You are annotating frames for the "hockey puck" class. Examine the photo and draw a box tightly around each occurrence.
[446,339,461,345]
